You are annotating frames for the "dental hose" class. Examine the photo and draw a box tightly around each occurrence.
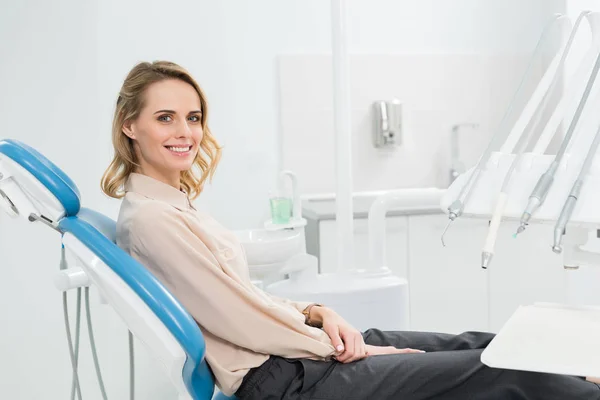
[85,287,108,400]
[441,15,567,245]
[551,122,600,253]
[480,14,581,269]
[129,331,135,400]
[71,288,83,400]
[516,49,600,235]
[61,244,83,400]
[63,289,83,400]
[60,242,111,400]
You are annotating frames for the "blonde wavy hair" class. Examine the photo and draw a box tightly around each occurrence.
[101,61,222,200]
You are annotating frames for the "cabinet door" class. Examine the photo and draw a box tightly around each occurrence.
[490,223,565,332]
[408,214,489,334]
[318,216,409,280]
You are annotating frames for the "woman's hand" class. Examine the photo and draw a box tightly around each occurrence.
[365,344,425,356]
[309,306,425,363]
[311,307,367,363]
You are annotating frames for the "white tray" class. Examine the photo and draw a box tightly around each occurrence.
[481,302,600,378]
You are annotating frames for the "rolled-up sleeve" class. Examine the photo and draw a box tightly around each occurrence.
[128,204,334,358]
[262,291,312,316]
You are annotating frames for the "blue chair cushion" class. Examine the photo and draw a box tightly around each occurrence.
[58,215,220,399]
[77,208,118,243]
[0,139,81,216]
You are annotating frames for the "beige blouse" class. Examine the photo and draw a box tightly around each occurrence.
[116,173,335,396]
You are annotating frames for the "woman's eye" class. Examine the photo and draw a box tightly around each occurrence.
[158,115,172,122]
[189,115,201,122]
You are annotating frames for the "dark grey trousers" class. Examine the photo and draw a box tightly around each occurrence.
[235,329,600,400]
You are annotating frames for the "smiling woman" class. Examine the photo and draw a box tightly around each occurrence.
[100,60,600,400]
[101,61,221,200]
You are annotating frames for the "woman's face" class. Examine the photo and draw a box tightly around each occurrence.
[123,79,203,188]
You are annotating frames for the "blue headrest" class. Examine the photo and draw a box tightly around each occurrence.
[0,139,81,216]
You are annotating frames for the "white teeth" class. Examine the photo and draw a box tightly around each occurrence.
[166,146,190,153]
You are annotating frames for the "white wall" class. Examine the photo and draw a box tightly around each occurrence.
[568,0,600,14]
[278,0,567,194]
[0,1,566,399]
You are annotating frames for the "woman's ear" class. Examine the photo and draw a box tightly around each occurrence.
[122,120,136,140]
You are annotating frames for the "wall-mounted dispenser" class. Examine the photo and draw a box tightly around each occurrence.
[372,99,402,148]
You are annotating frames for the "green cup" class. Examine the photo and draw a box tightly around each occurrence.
[269,196,292,225]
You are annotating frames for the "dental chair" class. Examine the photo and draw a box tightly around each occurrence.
[0,138,235,400]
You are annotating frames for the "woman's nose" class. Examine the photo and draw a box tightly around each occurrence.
[177,121,193,137]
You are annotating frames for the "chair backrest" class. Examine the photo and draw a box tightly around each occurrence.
[0,139,235,400]
[59,213,216,399]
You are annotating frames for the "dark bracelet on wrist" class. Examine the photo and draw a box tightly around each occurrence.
[302,303,324,327]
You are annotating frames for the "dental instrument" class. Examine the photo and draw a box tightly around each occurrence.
[552,123,600,253]
[439,10,600,379]
[441,14,568,247]
[481,13,586,269]
[516,45,600,235]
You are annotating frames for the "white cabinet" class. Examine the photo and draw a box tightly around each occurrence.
[316,216,409,280]
[489,223,565,332]
[408,215,566,333]
[407,214,489,333]
[306,211,570,335]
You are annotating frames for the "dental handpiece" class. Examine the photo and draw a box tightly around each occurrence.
[480,23,576,269]
[482,120,550,269]
[552,123,600,253]
[516,50,600,235]
[442,15,567,246]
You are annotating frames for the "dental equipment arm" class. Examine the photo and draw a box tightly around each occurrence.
[516,49,600,235]
[442,14,567,245]
[551,122,600,253]
[533,12,600,154]
[481,14,584,268]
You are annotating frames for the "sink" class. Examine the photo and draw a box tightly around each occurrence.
[234,228,304,267]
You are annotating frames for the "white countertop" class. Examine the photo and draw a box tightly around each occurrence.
[301,188,446,220]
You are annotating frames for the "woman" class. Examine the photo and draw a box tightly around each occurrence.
[101,60,600,399]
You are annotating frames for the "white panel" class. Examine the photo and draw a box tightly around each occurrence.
[489,223,567,332]
[278,54,540,195]
[407,214,489,334]
[318,216,409,278]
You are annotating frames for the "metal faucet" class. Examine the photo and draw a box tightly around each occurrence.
[449,123,479,184]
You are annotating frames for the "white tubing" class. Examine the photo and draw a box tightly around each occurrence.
[368,194,396,271]
[331,0,354,272]
[566,78,600,157]
[500,16,570,154]
[368,188,445,270]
